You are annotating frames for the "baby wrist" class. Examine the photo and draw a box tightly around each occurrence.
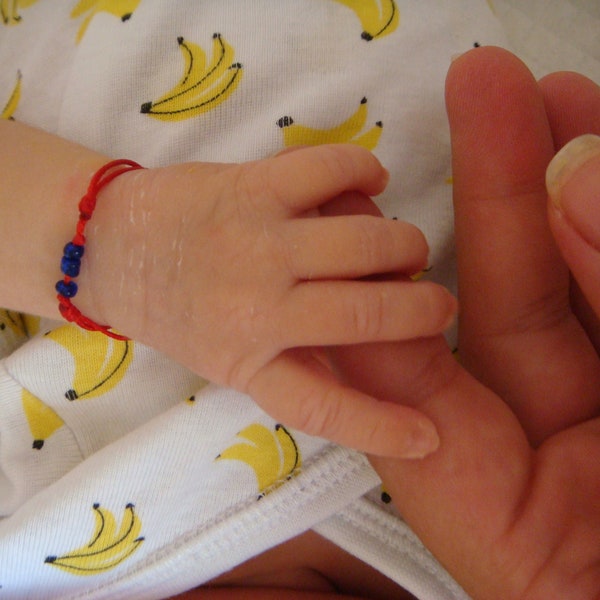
[56,159,145,339]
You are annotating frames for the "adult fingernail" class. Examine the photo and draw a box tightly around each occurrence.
[546,135,600,246]
[546,134,600,209]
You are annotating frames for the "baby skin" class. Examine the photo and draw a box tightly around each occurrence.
[0,120,455,462]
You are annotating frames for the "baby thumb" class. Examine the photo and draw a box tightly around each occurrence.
[547,134,600,314]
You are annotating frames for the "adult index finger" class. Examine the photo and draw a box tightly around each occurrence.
[446,47,600,443]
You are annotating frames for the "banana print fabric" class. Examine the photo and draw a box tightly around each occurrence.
[0,2,508,599]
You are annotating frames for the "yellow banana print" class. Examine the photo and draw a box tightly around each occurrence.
[217,423,301,497]
[45,325,133,401]
[22,389,64,450]
[381,487,392,504]
[1,0,37,24]
[45,503,144,575]
[278,97,382,150]
[410,266,432,282]
[334,0,399,41]
[185,382,208,405]
[276,424,300,481]
[0,309,39,337]
[0,309,25,337]
[1,70,21,120]
[141,34,243,121]
[25,313,40,336]
[71,0,141,43]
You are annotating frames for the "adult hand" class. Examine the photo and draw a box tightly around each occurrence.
[334,47,600,599]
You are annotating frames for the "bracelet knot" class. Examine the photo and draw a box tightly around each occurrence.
[56,158,145,340]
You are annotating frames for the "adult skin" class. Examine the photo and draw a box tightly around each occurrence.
[182,47,600,600]
[339,47,600,600]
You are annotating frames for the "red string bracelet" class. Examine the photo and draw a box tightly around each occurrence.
[55,159,145,340]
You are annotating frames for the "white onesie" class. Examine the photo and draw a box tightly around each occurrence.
[0,2,508,598]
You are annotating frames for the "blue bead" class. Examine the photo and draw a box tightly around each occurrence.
[56,280,78,298]
[64,243,85,259]
[61,256,81,277]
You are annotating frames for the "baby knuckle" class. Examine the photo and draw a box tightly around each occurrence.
[356,218,387,267]
[293,386,343,439]
[319,144,373,186]
[319,145,355,180]
[350,289,386,339]
[234,162,273,212]
[360,416,392,455]
[417,284,455,334]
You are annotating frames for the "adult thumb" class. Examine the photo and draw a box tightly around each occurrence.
[548,134,600,316]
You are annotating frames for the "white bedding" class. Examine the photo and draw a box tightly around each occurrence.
[493,0,600,82]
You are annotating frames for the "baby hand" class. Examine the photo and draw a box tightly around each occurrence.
[88,144,456,457]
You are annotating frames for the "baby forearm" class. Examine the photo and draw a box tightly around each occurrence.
[0,119,110,320]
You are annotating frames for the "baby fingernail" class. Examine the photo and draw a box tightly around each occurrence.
[546,134,600,209]
[401,419,440,459]
[443,292,459,330]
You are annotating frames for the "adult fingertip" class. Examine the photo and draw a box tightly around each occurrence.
[547,135,600,245]
[446,46,529,105]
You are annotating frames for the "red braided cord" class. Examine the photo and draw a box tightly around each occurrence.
[56,159,145,340]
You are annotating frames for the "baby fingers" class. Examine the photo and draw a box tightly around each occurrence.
[247,349,440,458]
[279,279,457,346]
[260,144,389,215]
[282,215,429,280]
